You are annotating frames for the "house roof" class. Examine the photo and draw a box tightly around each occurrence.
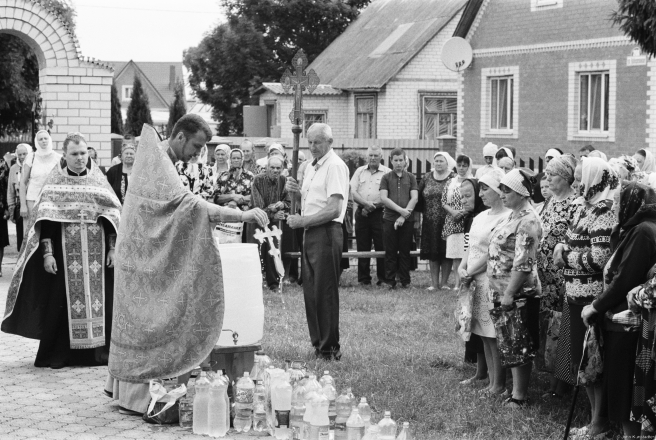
[308,0,467,90]
[253,83,344,96]
[110,61,184,106]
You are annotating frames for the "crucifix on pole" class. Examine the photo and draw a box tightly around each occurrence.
[280,49,320,214]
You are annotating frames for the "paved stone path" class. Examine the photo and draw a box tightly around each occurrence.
[0,229,258,440]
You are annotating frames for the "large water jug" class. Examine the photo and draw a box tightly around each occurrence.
[346,406,365,440]
[272,374,293,439]
[207,375,228,437]
[334,390,352,440]
[309,392,330,440]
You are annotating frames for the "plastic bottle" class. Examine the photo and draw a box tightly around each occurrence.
[321,373,336,430]
[220,371,230,430]
[208,374,228,438]
[396,422,412,440]
[250,380,267,436]
[290,381,307,440]
[192,369,211,435]
[334,390,352,440]
[301,391,316,440]
[377,411,397,440]
[272,375,293,439]
[319,371,334,388]
[289,361,307,386]
[233,372,255,433]
[179,368,200,428]
[362,425,380,440]
[346,406,366,440]
[309,391,330,440]
[357,398,372,428]
[304,375,322,397]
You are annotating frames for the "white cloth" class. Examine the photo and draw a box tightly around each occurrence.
[301,149,349,223]
[350,164,391,205]
[545,149,562,160]
[478,168,505,195]
[468,209,510,337]
[483,142,498,157]
[581,157,618,205]
[641,149,656,173]
[434,151,457,172]
[24,151,62,201]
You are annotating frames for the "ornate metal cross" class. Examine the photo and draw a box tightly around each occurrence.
[281,49,320,126]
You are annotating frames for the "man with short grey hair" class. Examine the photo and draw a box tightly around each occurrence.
[350,146,390,286]
[286,123,349,361]
[241,139,257,173]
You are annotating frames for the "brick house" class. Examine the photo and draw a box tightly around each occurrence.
[456,0,651,168]
[251,0,467,143]
[109,61,184,136]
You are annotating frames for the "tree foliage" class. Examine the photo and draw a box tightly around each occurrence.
[125,76,153,137]
[110,82,124,135]
[184,0,371,135]
[0,0,76,136]
[613,0,656,57]
[167,80,187,136]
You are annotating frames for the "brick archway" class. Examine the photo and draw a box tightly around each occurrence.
[0,0,114,165]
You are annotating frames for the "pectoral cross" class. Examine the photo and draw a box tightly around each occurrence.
[253,225,285,279]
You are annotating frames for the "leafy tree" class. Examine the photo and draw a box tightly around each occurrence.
[167,80,187,136]
[125,75,153,137]
[110,82,124,134]
[613,1,656,57]
[185,0,371,135]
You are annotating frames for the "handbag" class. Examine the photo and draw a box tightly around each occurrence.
[454,281,474,342]
[577,324,603,386]
[489,299,537,368]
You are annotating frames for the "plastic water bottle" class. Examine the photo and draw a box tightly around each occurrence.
[219,371,230,430]
[346,406,365,440]
[377,411,397,440]
[305,375,322,396]
[252,396,268,437]
[272,375,293,439]
[301,391,316,440]
[357,398,372,428]
[309,391,330,440]
[290,381,307,440]
[192,369,211,435]
[179,368,199,428]
[334,390,352,440]
[396,422,412,440]
[288,361,307,386]
[321,374,336,429]
[208,374,228,437]
[345,388,356,407]
[233,372,254,433]
[362,425,380,440]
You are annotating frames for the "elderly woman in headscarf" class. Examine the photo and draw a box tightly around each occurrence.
[573,182,656,439]
[533,148,563,204]
[495,146,515,163]
[211,144,231,186]
[214,148,255,211]
[634,148,656,189]
[458,169,510,394]
[419,151,454,290]
[19,130,62,222]
[475,142,499,178]
[175,145,215,200]
[536,155,579,398]
[487,169,543,407]
[106,143,136,204]
[609,155,639,183]
[554,157,618,438]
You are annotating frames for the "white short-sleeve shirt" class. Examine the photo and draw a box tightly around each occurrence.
[301,149,349,223]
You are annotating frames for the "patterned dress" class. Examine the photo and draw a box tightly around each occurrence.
[214,168,255,211]
[419,172,451,261]
[442,176,466,259]
[175,162,214,198]
[469,209,510,337]
[537,194,579,313]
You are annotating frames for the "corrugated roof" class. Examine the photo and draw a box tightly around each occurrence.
[253,83,344,96]
[309,0,467,90]
[110,61,184,105]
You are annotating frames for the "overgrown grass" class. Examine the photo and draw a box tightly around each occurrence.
[260,269,602,439]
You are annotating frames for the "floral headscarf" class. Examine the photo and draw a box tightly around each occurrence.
[580,157,619,205]
[546,154,577,185]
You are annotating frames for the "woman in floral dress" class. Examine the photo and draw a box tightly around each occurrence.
[419,152,454,290]
[176,159,214,200]
[536,155,578,397]
[214,149,255,211]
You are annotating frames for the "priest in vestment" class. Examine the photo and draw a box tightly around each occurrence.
[107,116,268,415]
[2,133,121,368]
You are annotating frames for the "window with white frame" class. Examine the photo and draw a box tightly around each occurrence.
[531,0,563,12]
[420,93,457,139]
[303,111,327,137]
[355,95,376,139]
[568,60,616,142]
[480,66,519,139]
[122,85,133,101]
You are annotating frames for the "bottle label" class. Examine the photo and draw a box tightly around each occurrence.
[318,426,330,440]
[234,388,253,404]
[275,410,290,428]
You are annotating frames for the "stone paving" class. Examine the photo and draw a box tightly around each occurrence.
[0,229,256,440]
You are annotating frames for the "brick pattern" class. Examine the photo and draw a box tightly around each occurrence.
[647,59,656,152]
[1,0,114,166]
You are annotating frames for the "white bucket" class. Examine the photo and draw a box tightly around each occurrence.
[216,242,264,346]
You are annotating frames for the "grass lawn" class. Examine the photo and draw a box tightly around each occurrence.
[260,268,596,440]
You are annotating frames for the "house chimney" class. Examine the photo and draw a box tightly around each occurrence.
[169,65,176,90]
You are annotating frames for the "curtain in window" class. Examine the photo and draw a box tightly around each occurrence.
[491,80,498,129]
[423,97,456,138]
[304,114,325,135]
[580,75,589,131]
[356,97,375,138]
[590,74,602,130]
[499,79,508,129]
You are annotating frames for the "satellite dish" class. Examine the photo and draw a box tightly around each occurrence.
[441,37,473,72]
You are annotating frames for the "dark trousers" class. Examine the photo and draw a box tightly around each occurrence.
[15,217,23,251]
[383,219,414,285]
[355,208,386,284]
[261,240,281,288]
[303,222,341,356]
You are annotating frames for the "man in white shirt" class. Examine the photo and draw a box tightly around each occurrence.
[286,123,349,361]
[350,146,390,286]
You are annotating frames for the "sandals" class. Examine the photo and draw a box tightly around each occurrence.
[503,396,530,408]
[478,388,509,399]
[569,426,613,440]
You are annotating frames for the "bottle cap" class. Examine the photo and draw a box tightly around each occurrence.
[324,370,329,375]
[384,410,391,416]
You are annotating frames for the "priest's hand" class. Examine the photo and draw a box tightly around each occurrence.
[287,214,304,229]
[107,250,115,268]
[243,208,269,228]
[44,256,57,274]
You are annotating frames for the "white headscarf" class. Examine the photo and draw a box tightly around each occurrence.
[500,146,514,161]
[587,150,607,162]
[478,167,505,195]
[580,157,619,205]
[433,151,457,173]
[545,149,562,160]
[483,142,498,157]
[640,149,656,173]
[33,130,54,157]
